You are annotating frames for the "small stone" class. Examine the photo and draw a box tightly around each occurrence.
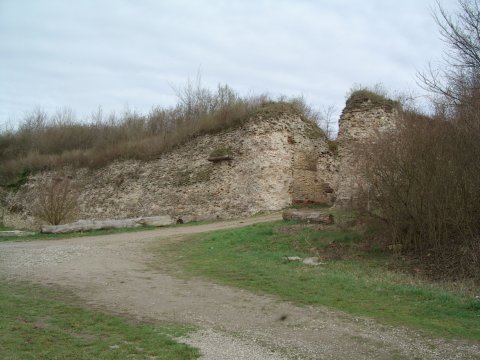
[284,256,302,262]
[302,257,324,266]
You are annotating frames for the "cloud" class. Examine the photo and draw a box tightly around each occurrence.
[0,0,459,124]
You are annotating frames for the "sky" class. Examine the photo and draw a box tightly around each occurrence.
[0,0,459,128]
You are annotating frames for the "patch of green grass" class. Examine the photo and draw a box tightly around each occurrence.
[286,206,358,226]
[154,221,480,340]
[0,280,199,359]
[0,225,160,243]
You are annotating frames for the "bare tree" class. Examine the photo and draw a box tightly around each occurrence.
[418,0,480,113]
[318,105,337,139]
[358,0,480,279]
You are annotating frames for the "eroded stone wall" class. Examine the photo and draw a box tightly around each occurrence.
[5,113,332,229]
[333,96,399,206]
[4,95,401,229]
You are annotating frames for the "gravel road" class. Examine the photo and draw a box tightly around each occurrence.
[0,214,478,359]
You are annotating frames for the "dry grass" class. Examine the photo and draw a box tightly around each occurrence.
[345,86,400,112]
[0,84,325,185]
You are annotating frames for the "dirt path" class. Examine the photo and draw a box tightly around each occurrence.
[0,214,478,359]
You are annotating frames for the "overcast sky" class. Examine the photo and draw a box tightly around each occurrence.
[0,0,458,128]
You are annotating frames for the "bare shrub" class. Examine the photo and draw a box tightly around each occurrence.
[358,112,480,279]
[354,0,480,280]
[313,105,337,139]
[32,175,80,225]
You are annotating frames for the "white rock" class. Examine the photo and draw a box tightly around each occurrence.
[302,257,324,266]
[284,256,302,262]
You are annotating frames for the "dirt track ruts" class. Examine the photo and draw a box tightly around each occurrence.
[0,213,478,359]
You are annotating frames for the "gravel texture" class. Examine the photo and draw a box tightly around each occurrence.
[1,214,479,359]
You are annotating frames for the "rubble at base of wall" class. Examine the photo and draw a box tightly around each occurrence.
[41,215,173,234]
[282,208,334,224]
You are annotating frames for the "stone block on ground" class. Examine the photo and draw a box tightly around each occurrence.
[282,208,334,224]
[137,216,173,227]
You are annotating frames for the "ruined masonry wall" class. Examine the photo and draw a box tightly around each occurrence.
[5,114,332,229]
[4,97,399,230]
[334,99,398,206]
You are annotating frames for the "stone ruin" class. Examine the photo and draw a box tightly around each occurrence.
[4,94,399,229]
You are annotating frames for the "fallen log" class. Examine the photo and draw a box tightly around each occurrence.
[41,215,173,234]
